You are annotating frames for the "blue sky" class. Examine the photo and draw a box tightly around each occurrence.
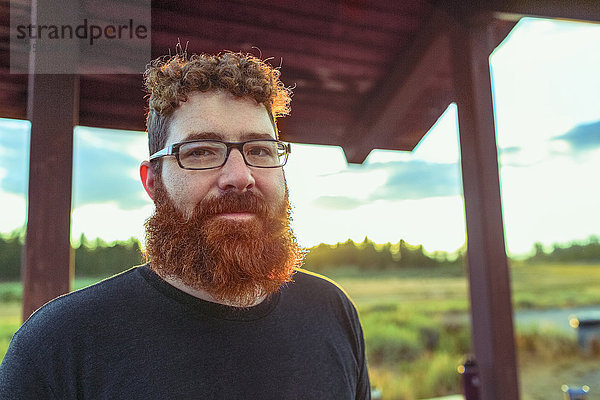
[1,17,599,255]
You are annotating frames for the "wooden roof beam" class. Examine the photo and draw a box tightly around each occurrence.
[491,0,600,23]
[342,9,453,164]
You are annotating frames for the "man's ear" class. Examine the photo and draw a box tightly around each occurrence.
[140,161,156,200]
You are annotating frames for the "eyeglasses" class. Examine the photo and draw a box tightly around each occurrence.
[149,139,291,170]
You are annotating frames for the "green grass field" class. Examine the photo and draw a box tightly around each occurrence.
[1,262,599,399]
[330,262,600,400]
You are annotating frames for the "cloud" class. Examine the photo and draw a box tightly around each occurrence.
[499,146,521,155]
[369,160,462,201]
[312,160,462,210]
[73,132,150,210]
[312,195,366,210]
[553,120,600,152]
[0,122,29,195]
[0,122,149,210]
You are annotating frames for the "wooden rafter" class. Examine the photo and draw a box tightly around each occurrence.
[341,8,453,163]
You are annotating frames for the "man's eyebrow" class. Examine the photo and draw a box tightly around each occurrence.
[240,132,275,140]
[183,132,223,141]
[182,132,275,141]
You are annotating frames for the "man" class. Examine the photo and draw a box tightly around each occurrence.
[0,51,370,399]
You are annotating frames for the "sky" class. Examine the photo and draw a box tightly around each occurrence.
[1,17,599,256]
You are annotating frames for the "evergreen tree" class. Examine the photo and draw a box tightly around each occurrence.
[0,230,24,280]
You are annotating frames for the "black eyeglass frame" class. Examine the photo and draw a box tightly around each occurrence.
[149,139,292,170]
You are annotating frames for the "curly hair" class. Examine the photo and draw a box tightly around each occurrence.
[144,51,292,168]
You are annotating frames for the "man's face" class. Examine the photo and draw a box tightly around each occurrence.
[160,90,285,218]
[143,90,302,305]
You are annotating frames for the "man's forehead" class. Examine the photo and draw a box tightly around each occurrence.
[166,91,277,143]
[177,131,275,142]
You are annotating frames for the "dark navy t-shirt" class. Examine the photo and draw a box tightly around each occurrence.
[0,265,370,399]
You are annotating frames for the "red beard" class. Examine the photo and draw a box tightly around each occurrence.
[144,179,304,306]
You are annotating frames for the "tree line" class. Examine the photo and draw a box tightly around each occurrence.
[529,236,600,263]
[0,232,144,281]
[304,238,462,272]
[1,230,599,280]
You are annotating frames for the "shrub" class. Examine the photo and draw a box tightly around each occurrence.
[416,352,462,398]
[516,325,578,359]
[366,322,424,364]
[438,321,472,354]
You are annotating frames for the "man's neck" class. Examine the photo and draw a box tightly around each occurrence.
[163,275,266,307]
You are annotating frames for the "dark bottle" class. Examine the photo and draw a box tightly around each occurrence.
[459,356,480,400]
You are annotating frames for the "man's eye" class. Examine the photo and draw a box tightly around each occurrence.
[183,147,217,158]
[247,145,273,157]
[190,149,211,157]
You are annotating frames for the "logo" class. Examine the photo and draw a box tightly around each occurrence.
[10,0,151,74]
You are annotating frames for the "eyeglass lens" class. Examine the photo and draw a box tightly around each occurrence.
[178,140,285,169]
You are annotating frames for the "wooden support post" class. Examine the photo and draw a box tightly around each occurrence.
[21,0,80,321]
[451,15,520,400]
[22,73,79,321]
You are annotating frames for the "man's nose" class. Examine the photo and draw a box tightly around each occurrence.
[217,149,255,192]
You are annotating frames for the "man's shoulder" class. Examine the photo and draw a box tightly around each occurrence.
[292,268,347,291]
[288,268,357,309]
[41,265,142,307]
[1,266,152,397]
[284,269,364,350]
[16,266,145,340]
